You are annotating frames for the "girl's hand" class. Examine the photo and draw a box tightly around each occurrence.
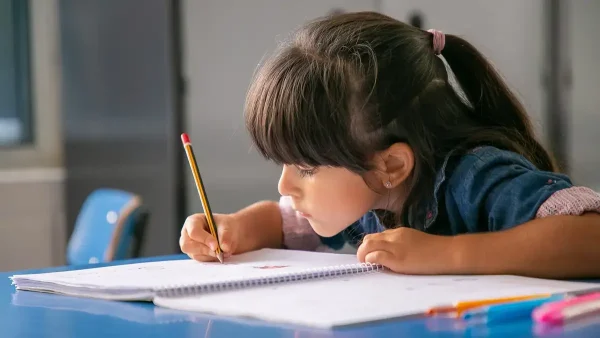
[356,227,455,274]
[180,201,285,262]
[180,213,242,262]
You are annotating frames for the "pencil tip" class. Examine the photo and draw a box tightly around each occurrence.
[217,252,224,264]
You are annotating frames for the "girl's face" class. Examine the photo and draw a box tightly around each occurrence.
[278,164,384,237]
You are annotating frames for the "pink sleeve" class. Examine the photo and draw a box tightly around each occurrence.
[278,195,321,251]
[536,186,600,218]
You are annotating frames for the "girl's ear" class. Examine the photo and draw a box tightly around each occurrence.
[375,143,415,188]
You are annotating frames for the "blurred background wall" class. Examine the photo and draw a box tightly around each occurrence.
[0,0,598,271]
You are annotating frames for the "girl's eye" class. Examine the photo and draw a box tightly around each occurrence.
[298,169,315,178]
[295,166,317,178]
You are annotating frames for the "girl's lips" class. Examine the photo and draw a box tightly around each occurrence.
[296,210,311,218]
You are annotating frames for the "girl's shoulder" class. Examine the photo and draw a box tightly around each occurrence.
[439,146,600,233]
[454,145,542,172]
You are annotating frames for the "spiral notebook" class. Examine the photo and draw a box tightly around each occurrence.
[9,248,599,328]
[10,249,382,301]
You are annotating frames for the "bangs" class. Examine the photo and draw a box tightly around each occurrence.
[244,47,371,172]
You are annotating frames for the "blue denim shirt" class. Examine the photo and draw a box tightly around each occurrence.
[319,146,573,250]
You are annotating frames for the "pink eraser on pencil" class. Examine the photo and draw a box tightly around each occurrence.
[181,133,191,144]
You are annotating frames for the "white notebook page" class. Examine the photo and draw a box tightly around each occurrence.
[11,249,361,291]
[154,272,599,328]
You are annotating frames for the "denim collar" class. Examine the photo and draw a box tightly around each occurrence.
[405,148,460,230]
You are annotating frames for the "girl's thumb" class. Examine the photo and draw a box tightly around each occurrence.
[218,226,234,253]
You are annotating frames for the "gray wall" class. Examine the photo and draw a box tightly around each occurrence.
[569,0,600,190]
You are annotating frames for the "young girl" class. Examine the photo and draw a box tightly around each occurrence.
[180,12,600,278]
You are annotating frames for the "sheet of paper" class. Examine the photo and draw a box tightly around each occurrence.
[154,272,599,328]
[10,249,359,296]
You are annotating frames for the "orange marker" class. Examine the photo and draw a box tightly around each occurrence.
[181,133,224,263]
[427,293,552,316]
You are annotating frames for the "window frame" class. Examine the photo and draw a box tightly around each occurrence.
[0,0,33,147]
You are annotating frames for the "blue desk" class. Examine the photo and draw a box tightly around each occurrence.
[2,255,600,338]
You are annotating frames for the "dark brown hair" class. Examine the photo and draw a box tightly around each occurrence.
[245,11,556,227]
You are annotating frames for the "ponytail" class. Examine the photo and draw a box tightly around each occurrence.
[440,34,558,172]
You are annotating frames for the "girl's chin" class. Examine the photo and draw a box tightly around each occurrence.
[309,220,346,238]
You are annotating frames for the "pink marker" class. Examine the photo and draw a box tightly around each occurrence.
[533,292,600,325]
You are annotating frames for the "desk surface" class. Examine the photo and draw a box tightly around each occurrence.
[2,255,600,338]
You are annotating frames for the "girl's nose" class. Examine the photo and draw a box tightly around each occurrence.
[278,165,300,197]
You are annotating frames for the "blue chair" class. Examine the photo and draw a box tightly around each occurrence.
[66,188,149,265]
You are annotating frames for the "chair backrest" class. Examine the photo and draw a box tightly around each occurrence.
[66,188,148,265]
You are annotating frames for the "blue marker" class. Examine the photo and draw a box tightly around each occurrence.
[462,294,566,324]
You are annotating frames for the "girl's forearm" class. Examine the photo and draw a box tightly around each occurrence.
[234,201,283,252]
[450,213,600,279]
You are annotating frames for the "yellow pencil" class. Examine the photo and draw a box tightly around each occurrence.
[181,133,224,263]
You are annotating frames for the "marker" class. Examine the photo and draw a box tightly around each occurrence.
[533,292,600,326]
[427,294,552,316]
[462,294,566,323]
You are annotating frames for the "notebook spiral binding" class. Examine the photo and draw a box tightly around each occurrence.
[155,262,384,298]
